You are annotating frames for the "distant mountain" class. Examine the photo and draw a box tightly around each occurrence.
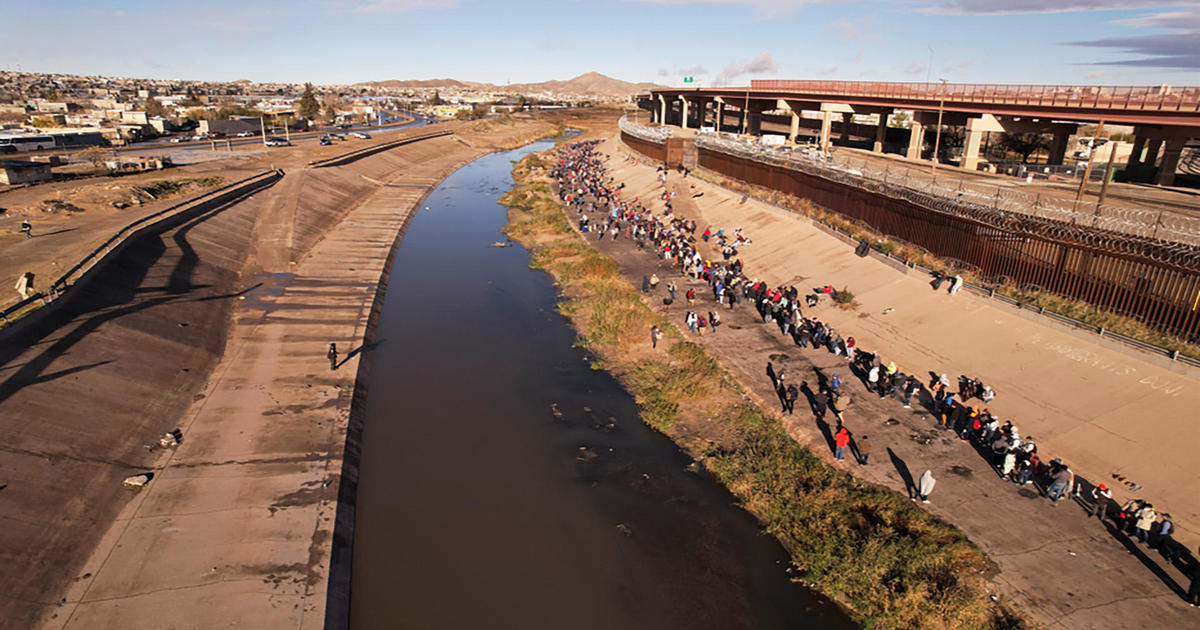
[354,78,487,90]
[353,72,663,98]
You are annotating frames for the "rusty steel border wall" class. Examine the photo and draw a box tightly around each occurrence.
[619,129,1200,342]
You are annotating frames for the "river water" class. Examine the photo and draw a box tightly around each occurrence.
[349,138,855,629]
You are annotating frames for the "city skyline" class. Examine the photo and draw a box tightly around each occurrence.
[2,1,1197,87]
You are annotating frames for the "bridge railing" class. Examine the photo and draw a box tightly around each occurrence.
[749,80,1200,113]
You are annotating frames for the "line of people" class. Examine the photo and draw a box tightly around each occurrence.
[547,141,1196,596]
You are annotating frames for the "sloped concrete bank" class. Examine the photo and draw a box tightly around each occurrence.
[0,118,560,630]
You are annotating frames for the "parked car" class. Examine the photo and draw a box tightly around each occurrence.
[264,137,291,147]
[351,132,371,139]
[235,131,256,137]
[170,136,190,143]
[319,137,332,146]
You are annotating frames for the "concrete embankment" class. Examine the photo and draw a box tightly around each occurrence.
[607,134,1199,628]
[0,115,559,629]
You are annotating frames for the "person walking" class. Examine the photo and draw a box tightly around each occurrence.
[833,426,850,461]
[916,469,936,503]
[667,281,677,301]
[649,273,660,292]
[855,434,871,465]
[651,326,663,349]
[20,220,32,239]
[708,310,720,334]
[785,383,798,415]
[686,288,696,305]
[1090,484,1112,520]
[327,343,339,371]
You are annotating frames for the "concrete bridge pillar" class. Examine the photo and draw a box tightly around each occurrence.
[840,112,852,144]
[658,95,667,127]
[819,111,833,152]
[715,101,724,132]
[873,113,889,153]
[1144,139,1162,169]
[1048,131,1070,166]
[679,97,690,129]
[1126,134,1147,168]
[789,111,800,143]
[1157,135,1190,187]
[906,122,925,160]
[748,108,763,135]
[960,115,1003,171]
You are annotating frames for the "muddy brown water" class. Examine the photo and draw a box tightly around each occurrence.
[349,139,857,629]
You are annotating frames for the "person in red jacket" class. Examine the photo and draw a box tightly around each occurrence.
[834,426,851,461]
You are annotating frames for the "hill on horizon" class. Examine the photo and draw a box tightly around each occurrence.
[354,72,663,97]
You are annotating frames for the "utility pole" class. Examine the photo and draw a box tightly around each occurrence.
[1073,120,1104,213]
[931,78,947,175]
[1096,143,1118,208]
[260,116,267,146]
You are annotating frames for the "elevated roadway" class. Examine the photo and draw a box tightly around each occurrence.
[646,80,1200,187]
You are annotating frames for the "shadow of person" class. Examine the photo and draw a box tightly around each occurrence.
[1101,516,1188,600]
[799,381,824,420]
[338,339,387,368]
[888,447,916,499]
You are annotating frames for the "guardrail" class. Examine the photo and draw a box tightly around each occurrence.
[0,169,283,328]
[307,130,453,168]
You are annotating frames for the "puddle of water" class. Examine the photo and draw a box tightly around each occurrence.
[349,139,856,630]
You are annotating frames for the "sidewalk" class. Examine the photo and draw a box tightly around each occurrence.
[592,135,1199,628]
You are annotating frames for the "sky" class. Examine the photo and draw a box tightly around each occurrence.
[1,0,1197,87]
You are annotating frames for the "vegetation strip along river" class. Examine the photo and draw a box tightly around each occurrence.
[498,136,1015,629]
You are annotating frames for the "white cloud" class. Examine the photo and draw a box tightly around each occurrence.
[825,17,874,40]
[328,0,459,14]
[919,0,1189,14]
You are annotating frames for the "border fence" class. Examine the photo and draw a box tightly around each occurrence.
[618,116,1200,342]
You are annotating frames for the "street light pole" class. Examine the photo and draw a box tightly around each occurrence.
[931,78,946,175]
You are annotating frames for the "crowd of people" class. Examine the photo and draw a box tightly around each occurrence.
[547,140,1196,598]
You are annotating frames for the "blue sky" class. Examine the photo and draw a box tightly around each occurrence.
[2,0,1197,86]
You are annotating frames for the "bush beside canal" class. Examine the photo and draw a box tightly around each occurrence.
[500,152,1018,630]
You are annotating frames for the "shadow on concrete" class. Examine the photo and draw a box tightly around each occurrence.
[0,196,250,406]
[337,339,386,369]
[1101,517,1189,600]
[888,447,916,499]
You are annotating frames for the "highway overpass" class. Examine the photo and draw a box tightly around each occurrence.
[644,80,1200,186]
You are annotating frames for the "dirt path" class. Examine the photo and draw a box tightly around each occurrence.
[580,134,1199,629]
